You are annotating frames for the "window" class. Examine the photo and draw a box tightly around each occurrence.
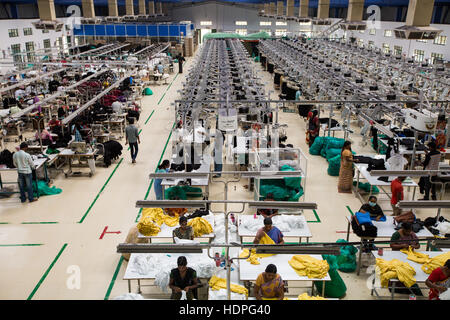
[23,28,33,36]
[42,29,49,33]
[8,29,19,37]
[368,41,374,49]
[414,49,425,62]
[67,36,72,45]
[431,53,444,64]
[235,29,247,36]
[25,41,35,62]
[382,43,390,54]
[200,21,212,26]
[369,29,376,35]
[10,44,22,63]
[434,35,447,45]
[384,30,392,37]
[275,29,287,36]
[394,45,403,56]
[299,21,311,26]
[57,37,63,49]
[417,39,428,43]
[260,21,272,26]
[275,21,287,26]
[235,21,247,26]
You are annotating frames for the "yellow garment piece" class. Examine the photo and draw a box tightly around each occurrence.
[298,293,326,300]
[141,208,179,227]
[187,217,213,237]
[208,275,249,297]
[136,215,161,236]
[288,255,329,279]
[376,258,416,288]
[238,233,275,265]
[401,247,450,274]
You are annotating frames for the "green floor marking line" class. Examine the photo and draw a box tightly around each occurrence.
[78,158,124,223]
[104,256,124,300]
[27,243,67,300]
[144,109,155,125]
[21,222,59,224]
[346,206,354,216]
[0,222,10,224]
[306,209,321,223]
[157,92,167,105]
[0,244,43,247]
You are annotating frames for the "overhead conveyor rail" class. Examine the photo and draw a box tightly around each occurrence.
[77,43,130,59]
[68,43,117,59]
[0,67,68,94]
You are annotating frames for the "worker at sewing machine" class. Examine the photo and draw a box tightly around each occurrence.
[48,115,62,133]
[35,128,53,146]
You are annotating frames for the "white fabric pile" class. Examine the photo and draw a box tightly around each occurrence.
[209,288,247,300]
[113,293,145,300]
[240,215,304,233]
[212,214,237,244]
[435,221,450,235]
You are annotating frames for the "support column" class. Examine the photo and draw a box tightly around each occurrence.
[270,2,276,15]
[299,0,309,18]
[317,0,330,19]
[148,1,155,14]
[277,1,284,16]
[156,2,163,14]
[37,0,56,21]
[287,0,294,17]
[108,0,118,16]
[406,0,435,26]
[139,0,146,15]
[82,0,95,18]
[126,0,134,15]
[347,0,364,21]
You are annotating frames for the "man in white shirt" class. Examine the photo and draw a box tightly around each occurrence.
[12,142,37,203]
[111,100,123,114]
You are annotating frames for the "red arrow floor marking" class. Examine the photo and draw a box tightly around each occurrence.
[99,226,121,239]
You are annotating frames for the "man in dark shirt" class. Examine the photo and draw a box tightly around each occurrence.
[169,256,199,300]
[420,141,441,200]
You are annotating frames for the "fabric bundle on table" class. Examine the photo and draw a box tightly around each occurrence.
[187,217,213,237]
[137,215,161,236]
[375,258,416,288]
[298,293,326,300]
[400,247,450,274]
[208,275,248,297]
[288,255,330,279]
[239,233,275,265]
[141,208,179,227]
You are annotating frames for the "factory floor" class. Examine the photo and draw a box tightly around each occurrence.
[0,52,448,300]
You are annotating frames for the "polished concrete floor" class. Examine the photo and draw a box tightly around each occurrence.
[0,48,448,300]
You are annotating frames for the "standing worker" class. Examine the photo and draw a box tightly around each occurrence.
[154,160,170,200]
[420,141,441,200]
[125,118,140,164]
[177,54,185,74]
[391,176,406,216]
[307,110,320,147]
[12,142,37,203]
[338,141,358,193]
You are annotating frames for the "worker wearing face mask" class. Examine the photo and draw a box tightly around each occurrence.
[359,195,385,222]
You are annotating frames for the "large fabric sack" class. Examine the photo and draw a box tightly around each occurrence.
[314,255,347,298]
[326,148,341,160]
[281,165,301,189]
[336,239,358,273]
[352,181,380,194]
[309,136,325,155]
[143,87,153,95]
[327,154,341,176]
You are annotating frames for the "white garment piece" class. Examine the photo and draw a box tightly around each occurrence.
[154,269,172,292]
[209,288,247,300]
[440,289,450,300]
[240,215,304,233]
[180,291,187,300]
[386,153,408,179]
[113,293,145,300]
[212,214,237,244]
[174,238,200,244]
[435,221,450,235]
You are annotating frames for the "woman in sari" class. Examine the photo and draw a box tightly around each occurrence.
[338,141,358,193]
[254,264,285,300]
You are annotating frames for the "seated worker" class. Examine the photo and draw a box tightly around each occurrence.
[390,222,420,251]
[172,216,194,240]
[257,193,278,219]
[35,129,53,146]
[359,196,385,221]
[254,264,285,300]
[253,217,284,245]
[425,259,450,300]
[48,115,61,132]
[169,256,199,300]
[157,62,165,74]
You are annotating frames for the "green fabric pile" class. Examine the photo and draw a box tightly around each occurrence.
[143,88,153,96]
[314,254,347,298]
[203,31,271,42]
[352,181,379,194]
[46,147,60,155]
[327,154,342,177]
[309,137,346,160]
[164,185,203,200]
[32,180,62,197]
[335,239,358,273]
[259,165,303,201]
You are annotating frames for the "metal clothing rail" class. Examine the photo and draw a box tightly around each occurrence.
[11,69,109,119]
[79,44,130,58]
[68,43,116,58]
[62,72,132,125]
[0,67,67,94]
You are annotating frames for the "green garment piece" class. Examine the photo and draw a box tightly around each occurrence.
[164,185,203,200]
[143,88,153,96]
[352,181,380,194]
[32,180,62,197]
[314,254,347,298]
[281,165,301,189]
[259,170,304,202]
[335,239,358,273]
[46,148,60,155]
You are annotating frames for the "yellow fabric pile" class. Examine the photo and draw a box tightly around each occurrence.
[141,208,179,227]
[208,275,248,297]
[288,255,329,279]
[137,215,161,236]
[239,233,275,265]
[187,217,213,237]
[376,258,416,288]
[401,247,450,274]
[298,293,326,300]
